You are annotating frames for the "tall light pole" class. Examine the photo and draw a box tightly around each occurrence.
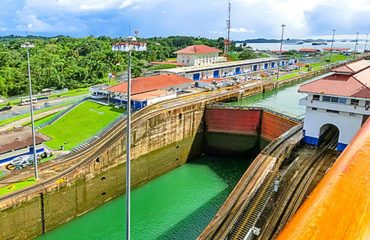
[364,33,368,52]
[354,32,359,58]
[328,29,336,63]
[276,24,286,80]
[21,42,38,180]
[112,37,147,240]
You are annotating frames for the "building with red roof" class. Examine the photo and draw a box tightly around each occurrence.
[0,127,50,165]
[298,59,370,151]
[174,45,222,67]
[322,47,350,53]
[105,74,193,110]
[298,48,321,56]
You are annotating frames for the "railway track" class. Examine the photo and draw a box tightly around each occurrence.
[225,127,338,240]
[253,128,339,240]
[226,130,299,240]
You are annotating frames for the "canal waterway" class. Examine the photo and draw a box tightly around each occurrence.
[39,156,253,240]
[38,74,328,240]
[226,72,334,117]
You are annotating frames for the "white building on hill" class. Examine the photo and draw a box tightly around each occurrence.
[299,59,370,151]
[174,45,222,66]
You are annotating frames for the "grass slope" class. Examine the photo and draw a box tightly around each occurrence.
[0,177,36,196]
[40,101,124,150]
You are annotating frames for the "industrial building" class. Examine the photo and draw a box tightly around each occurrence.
[299,59,370,151]
[158,57,287,81]
[0,127,49,165]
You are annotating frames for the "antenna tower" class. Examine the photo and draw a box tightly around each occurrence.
[224,1,231,56]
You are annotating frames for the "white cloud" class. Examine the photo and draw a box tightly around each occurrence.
[2,0,370,37]
[16,14,52,32]
[23,0,155,13]
[230,27,255,33]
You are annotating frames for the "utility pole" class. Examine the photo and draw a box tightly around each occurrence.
[21,42,38,180]
[328,29,336,63]
[224,1,231,56]
[276,24,286,80]
[112,37,147,240]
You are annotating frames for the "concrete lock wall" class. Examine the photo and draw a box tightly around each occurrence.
[0,103,206,240]
[0,67,330,239]
[203,108,298,155]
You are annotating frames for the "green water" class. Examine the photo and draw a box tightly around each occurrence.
[39,156,252,240]
[226,74,332,117]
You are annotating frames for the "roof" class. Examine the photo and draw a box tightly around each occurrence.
[107,74,192,95]
[159,57,279,74]
[298,48,320,52]
[277,118,370,240]
[271,50,289,53]
[131,90,173,101]
[322,47,350,51]
[0,127,49,154]
[333,59,370,74]
[299,72,370,99]
[174,45,222,54]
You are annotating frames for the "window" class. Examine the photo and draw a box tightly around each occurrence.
[338,98,347,104]
[312,107,317,111]
[327,109,339,114]
[323,96,331,102]
[350,99,359,106]
[313,95,320,101]
[323,96,345,104]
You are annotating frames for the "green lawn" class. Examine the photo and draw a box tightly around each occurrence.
[31,111,61,127]
[0,177,36,196]
[39,101,124,150]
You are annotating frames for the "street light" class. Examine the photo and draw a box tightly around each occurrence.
[276,24,286,80]
[328,29,336,63]
[354,32,359,58]
[364,33,368,52]
[112,36,147,240]
[21,42,38,180]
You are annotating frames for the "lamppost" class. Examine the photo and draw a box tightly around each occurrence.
[364,33,368,52]
[276,24,286,80]
[112,37,147,240]
[354,32,359,58]
[328,29,336,64]
[21,42,38,180]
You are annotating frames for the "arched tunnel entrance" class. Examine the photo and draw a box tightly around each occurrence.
[318,124,339,148]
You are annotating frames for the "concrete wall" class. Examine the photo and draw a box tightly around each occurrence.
[0,103,206,240]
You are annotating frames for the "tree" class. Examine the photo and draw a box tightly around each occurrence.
[238,49,257,60]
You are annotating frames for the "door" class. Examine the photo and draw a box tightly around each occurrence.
[236,67,241,74]
[253,65,258,71]
[213,70,220,78]
[193,73,200,80]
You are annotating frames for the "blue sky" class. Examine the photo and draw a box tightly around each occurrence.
[0,0,369,39]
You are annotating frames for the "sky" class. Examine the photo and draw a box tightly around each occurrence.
[0,0,369,40]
